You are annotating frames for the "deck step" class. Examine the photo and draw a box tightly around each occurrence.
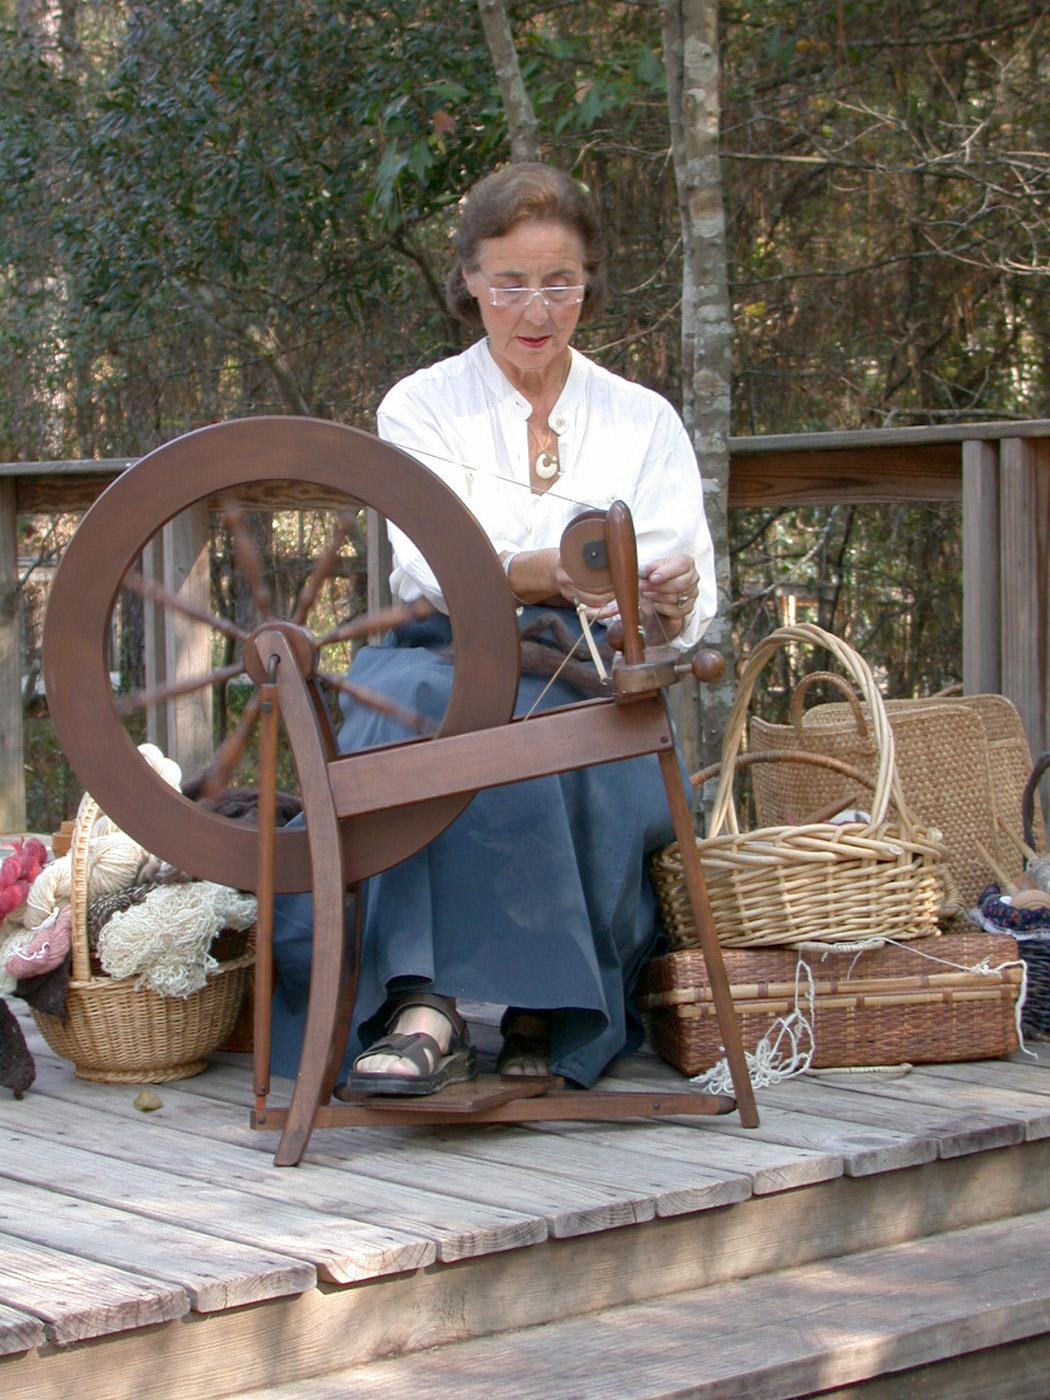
[229,1206,1050,1399]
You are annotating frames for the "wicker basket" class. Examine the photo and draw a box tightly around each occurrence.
[651,624,950,949]
[750,685,1042,908]
[31,796,253,1083]
[638,933,1022,1074]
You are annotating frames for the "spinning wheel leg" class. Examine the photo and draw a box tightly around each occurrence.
[319,891,363,1103]
[256,631,356,1166]
[252,671,280,1112]
[658,746,759,1128]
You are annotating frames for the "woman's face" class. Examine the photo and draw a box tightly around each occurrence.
[464,218,587,389]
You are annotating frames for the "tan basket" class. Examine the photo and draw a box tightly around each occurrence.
[638,934,1022,1073]
[750,684,1041,908]
[651,624,950,949]
[31,795,253,1083]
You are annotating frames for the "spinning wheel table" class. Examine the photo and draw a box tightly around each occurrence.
[43,416,758,1165]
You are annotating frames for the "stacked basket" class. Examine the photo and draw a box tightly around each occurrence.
[31,794,254,1083]
[639,624,1023,1074]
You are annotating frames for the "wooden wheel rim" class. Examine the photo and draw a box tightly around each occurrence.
[43,416,521,891]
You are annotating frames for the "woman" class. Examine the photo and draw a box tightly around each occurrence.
[270,162,715,1094]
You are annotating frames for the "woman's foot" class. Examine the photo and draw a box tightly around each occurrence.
[497,1010,551,1078]
[340,994,477,1097]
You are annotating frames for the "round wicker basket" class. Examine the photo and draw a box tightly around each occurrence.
[31,794,253,1082]
[652,624,951,949]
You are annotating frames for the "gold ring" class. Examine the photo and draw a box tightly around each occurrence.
[677,593,689,608]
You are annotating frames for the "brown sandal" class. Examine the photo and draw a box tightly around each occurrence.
[341,993,477,1097]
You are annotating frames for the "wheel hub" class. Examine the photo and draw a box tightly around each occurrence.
[243,620,318,685]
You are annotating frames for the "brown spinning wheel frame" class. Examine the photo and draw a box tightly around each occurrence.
[43,415,758,1165]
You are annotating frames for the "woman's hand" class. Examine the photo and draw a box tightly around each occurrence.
[504,548,616,611]
[639,554,700,633]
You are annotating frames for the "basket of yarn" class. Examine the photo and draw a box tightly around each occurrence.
[29,772,255,1084]
[651,624,952,949]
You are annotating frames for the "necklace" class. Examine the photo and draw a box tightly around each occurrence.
[528,420,561,480]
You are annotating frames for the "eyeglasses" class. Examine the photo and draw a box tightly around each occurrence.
[486,285,585,309]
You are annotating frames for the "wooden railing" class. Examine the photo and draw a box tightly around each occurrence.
[2,419,1047,833]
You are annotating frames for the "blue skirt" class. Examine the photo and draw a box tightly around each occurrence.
[270,608,680,1088]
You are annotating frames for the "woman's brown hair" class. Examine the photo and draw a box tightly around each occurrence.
[445,162,607,327]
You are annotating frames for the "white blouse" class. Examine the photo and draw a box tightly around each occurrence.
[376,338,716,648]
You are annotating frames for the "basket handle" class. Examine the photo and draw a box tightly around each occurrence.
[707,622,909,840]
[692,748,874,791]
[69,794,101,982]
[692,749,879,826]
[788,670,870,740]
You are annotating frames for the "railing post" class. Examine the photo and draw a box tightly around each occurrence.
[142,506,213,782]
[0,479,25,833]
[1000,435,1049,765]
[962,438,1001,695]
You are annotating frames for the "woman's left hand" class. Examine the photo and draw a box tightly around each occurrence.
[639,554,700,624]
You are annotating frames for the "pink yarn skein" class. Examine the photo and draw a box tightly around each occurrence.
[0,839,48,923]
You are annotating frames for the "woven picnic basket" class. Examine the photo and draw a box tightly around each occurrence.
[638,933,1022,1074]
[651,624,950,949]
[31,794,253,1083]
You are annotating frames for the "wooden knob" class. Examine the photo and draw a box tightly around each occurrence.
[688,649,726,684]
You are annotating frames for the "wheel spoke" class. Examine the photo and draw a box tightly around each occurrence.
[317,671,435,735]
[182,695,263,801]
[292,511,357,625]
[222,499,272,620]
[317,597,434,647]
[116,661,244,716]
[122,570,248,643]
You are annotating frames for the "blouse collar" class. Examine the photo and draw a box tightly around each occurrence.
[477,340,582,428]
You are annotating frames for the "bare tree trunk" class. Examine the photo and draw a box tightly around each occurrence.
[476,0,540,162]
[662,0,734,822]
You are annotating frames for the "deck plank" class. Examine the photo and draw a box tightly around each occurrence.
[755,1075,1024,1157]
[0,1231,188,1346]
[806,1064,1050,1142]
[0,1126,432,1284]
[350,1125,754,1219]
[524,1116,842,1195]
[922,1056,1050,1096]
[6,1066,546,1263]
[642,1093,933,1177]
[0,1177,315,1311]
[588,1073,847,1189]
[0,1303,46,1358]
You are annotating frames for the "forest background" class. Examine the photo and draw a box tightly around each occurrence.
[1,0,1048,829]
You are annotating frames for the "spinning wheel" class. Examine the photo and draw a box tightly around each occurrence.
[43,417,521,890]
[43,416,758,1165]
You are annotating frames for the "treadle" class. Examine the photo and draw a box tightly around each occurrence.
[334,1073,562,1111]
[225,1208,1050,1400]
[255,1074,737,1129]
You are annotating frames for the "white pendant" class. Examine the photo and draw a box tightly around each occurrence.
[535,452,560,480]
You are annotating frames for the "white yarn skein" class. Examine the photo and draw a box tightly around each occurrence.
[22,829,145,931]
[9,743,183,946]
[0,926,22,995]
[98,881,256,998]
[137,742,183,790]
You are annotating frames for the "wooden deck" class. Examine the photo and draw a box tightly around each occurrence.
[4,1003,1050,1398]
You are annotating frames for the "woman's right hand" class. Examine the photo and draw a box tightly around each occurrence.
[505,548,616,612]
